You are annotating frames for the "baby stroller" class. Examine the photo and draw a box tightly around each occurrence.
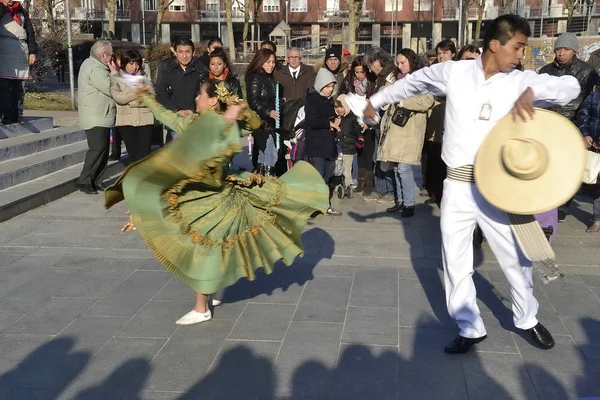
[333,145,353,199]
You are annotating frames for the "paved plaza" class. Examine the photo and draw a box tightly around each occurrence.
[1,178,600,399]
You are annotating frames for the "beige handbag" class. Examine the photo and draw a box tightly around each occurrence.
[583,148,600,184]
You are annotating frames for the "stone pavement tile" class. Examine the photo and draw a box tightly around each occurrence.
[342,306,398,346]
[7,232,122,250]
[0,335,88,392]
[1,255,63,270]
[37,220,120,237]
[146,320,234,392]
[326,229,373,258]
[371,230,423,259]
[197,341,281,400]
[116,300,190,339]
[397,264,443,281]
[129,257,165,271]
[398,279,453,328]
[475,277,513,315]
[525,367,596,400]
[293,276,352,323]
[539,275,600,319]
[330,344,399,400]
[0,334,52,382]
[249,279,306,305]
[579,274,600,287]
[211,300,249,321]
[51,255,116,270]
[0,263,46,299]
[57,337,166,400]
[0,315,24,333]
[4,389,56,400]
[0,268,83,314]
[422,243,442,260]
[229,303,296,341]
[311,263,355,277]
[84,270,171,317]
[398,327,468,400]
[349,267,398,308]
[56,265,136,299]
[4,297,96,335]
[0,219,52,243]
[269,322,342,397]
[110,234,153,250]
[53,315,130,355]
[153,278,189,301]
[462,352,538,400]
[558,316,600,365]
[301,228,328,256]
[555,245,600,266]
[473,313,519,354]
[518,335,583,377]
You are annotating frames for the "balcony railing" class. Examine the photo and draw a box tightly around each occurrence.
[516,3,600,19]
[441,7,457,19]
[196,9,249,21]
[318,9,375,22]
[116,8,130,19]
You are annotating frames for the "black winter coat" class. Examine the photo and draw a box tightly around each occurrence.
[338,113,362,155]
[156,59,207,112]
[304,87,337,158]
[246,72,279,130]
[539,57,598,121]
[223,73,243,99]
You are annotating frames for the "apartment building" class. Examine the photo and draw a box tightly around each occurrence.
[59,0,599,53]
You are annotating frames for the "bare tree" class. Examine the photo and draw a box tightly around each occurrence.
[564,0,582,27]
[35,0,62,31]
[155,0,175,43]
[225,0,236,61]
[473,0,485,46]
[499,0,515,14]
[107,0,116,36]
[345,0,363,55]
[252,0,263,44]
[239,0,251,43]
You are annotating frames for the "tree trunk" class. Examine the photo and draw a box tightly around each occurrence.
[501,0,514,14]
[242,0,250,43]
[474,0,485,46]
[460,0,469,46]
[225,0,236,61]
[43,1,55,32]
[107,0,116,36]
[345,0,362,55]
[156,0,171,43]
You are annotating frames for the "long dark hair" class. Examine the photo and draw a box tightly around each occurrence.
[456,44,481,60]
[208,47,233,73]
[245,49,276,80]
[398,48,424,73]
[119,49,143,71]
[340,55,376,97]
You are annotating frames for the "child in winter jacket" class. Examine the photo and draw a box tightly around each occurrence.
[335,94,364,195]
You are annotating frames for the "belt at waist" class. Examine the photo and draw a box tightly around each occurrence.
[447,165,563,283]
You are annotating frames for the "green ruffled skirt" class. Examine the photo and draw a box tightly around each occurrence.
[106,112,329,294]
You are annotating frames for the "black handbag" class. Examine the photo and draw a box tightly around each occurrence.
[390,105,413,127]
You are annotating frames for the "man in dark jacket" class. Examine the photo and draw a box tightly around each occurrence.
[156,38,207,140]
[539,32,599,221]
[323,46,344,94]
[274,47,315,100]
[0,0,37,125]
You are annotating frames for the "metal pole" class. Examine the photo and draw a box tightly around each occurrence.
[458,0,463,47]
[417,0,421,54]
[390,0,395,54]
[65,0,76,110]
[141,0,146,45]
[217,0,221,37]
[432,0,435,49]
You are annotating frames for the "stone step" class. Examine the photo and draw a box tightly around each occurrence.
[0,159,123,222]
[0,141,89,191]
[0,126,86,162]
[0,117,54,139]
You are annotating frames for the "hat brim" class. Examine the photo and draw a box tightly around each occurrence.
[474,108,586,215]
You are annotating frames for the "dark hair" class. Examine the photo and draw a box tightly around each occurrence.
[261,40,277,53]
[398,48,424,73]
[363,46,395,69]
[339,55,376,96]
[435,39,457,55]
[245,48,276,79]
[203,78,231,111]
[483,14,531,52]
[173,37,195,51]
[208,37,223,47]
[119,49,143,71]
[456,44,481,60]
[208,47,233,72]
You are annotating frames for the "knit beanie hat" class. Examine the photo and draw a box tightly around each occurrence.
[554,32,578,52]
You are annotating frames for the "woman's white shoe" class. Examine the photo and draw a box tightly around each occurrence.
[212,299,222,306]
[175,310,212,325]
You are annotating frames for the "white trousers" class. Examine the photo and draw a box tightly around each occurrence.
[440,179,539,338]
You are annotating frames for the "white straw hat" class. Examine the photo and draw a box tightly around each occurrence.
[474,108,586,215]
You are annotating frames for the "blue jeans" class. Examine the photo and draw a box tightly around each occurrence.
[595,197,600,221]
[393,163,416,207]
[373,129,394,195]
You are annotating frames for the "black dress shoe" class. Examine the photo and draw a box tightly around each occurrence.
[523,323,555,349]
[108,153,120,161]
[94,184,105,192]
[444,335,487,354]
[386,203,403,213]
[401,205,415,218]
[76,184,98,195]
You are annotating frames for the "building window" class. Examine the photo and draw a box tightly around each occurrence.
[326,0,339,11]
[290,0,307,12]
[206,0,218,11]
[82,0,93,9]
[414,0,431,11]
[263,0,280,12]
[144,0,156,10]
[385,0,402,11]
[169,0,186,12]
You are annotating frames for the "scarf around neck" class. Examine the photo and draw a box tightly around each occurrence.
[210,66,230,82]
[6,2,23,25]
[353,77,368,96]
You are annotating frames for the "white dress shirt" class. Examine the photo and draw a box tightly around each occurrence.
[289,65,301,78]
[369,58,580,168]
